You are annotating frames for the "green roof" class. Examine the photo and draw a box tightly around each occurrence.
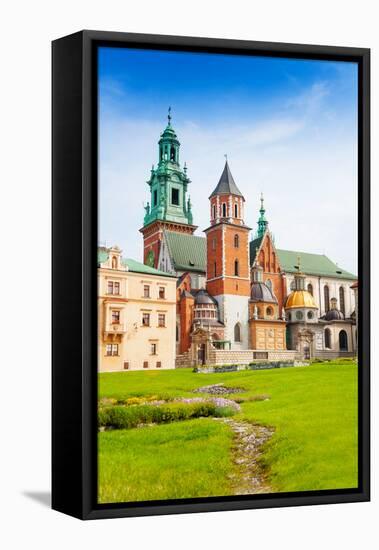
[97,248,175,278]
[249,237,263,259]
[122,258,176,278]
[276,249,357,280]
[248,239,356,279]
[163,233,356,280]
[98,248,109,264]
[165,231,206,273]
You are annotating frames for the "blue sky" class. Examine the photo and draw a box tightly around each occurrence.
[99,47,358,273]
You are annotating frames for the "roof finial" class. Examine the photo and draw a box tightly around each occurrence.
[168,106,172,125]
[224,153,228,162]
[260,192,264,209]
[297,255,301,272]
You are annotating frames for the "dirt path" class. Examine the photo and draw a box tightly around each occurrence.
[215,418,274,495]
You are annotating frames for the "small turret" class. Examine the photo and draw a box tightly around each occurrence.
[257,193,268,238]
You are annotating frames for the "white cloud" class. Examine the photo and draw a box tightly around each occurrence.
[99,85,357,275]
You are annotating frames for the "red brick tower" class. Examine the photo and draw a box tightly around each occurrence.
[204,161,251,348]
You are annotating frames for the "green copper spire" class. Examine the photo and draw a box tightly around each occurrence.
[257,192,268,238]
[143,110,194,227]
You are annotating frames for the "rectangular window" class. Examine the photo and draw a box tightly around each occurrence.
[156,361,161,368]
[108,281,120,295]
[171,188,179,206]
[111,310,120,324]
[142,313,150,326]
[106,344,119,356]
[151,343,157,355]
[143,285,150,298]
[159,286,165,299]
[214,262,217,277]
[153,189,157,206]
[158,313,166,327]
[123,362,129,370]
[143,361,149,369]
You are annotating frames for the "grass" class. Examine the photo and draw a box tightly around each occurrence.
[99,419,234,503]
[98,359,358,502]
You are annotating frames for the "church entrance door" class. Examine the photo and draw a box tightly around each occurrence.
[197,343,206,365]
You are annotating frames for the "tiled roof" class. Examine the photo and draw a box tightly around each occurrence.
[163,233,356,280]
[165,231,207,273]
[249,237,263,260]
[276,249,357,280]
[249,238,356,280]
[209,161,244,198]
[123,258,176,278]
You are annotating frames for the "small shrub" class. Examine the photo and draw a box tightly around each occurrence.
[214,406,236,417]
[98,399,238,430]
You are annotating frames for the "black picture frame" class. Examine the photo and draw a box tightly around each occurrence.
[52,30,370,520]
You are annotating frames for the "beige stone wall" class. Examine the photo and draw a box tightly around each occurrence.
[98,267,176,371]
[249,320,286,350]
[208,349,297,366]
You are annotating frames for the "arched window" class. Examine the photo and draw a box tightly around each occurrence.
[339,330,348,351]
[324,285,330,312]
[234,259,239,276]
[111,256,117,269]
[266,306,273,317]
[339,286,345,316]
[307,283,313,296]
[234,323,241,342]
[234,203,238,218]
[170,145,176,161]
[222,203,226,217]
[212,204,216,219]
[176,324,179,342]
[234,234,239,248]
[324,328,331,349]
[214,262,217,278]
[290,280,296,291]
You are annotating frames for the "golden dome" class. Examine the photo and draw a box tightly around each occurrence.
[285,290,317,309]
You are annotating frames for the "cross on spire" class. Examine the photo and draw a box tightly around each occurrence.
[168,106,172,125]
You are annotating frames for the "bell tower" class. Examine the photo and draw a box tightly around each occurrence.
[140,109,197,268]
[205,160,251,349]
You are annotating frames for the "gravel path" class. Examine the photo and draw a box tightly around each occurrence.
[215,418,274,495]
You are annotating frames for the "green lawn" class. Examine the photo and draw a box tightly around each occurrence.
[98,360,358,503]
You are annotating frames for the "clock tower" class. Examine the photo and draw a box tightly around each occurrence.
[140,109,197,268]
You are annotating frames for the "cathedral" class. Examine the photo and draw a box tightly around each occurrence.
[140,113,358,365]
